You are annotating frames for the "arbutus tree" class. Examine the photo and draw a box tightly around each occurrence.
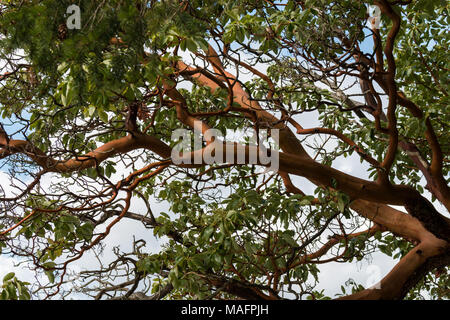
[0,0,448,300]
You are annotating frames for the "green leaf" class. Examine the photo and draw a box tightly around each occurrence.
[88,105,96,117]
[202,226,214,241]
[76,223,94,241]
[185,38,198,52]
[2,272,15,282]
[337,197,345,212]
[45,270,55,284]
[98,110,109,123]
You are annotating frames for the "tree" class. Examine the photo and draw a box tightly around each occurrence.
[0,0,448,300]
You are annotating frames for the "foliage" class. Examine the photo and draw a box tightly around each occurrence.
[0,272,31,300]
